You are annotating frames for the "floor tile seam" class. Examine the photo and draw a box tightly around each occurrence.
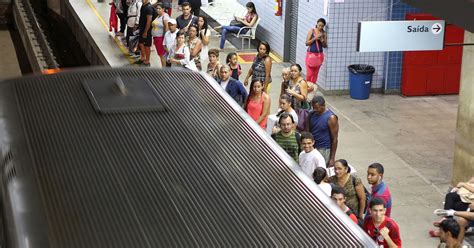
[327,102,446,196]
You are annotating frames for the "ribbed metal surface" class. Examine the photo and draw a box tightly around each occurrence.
[3,68,374,247]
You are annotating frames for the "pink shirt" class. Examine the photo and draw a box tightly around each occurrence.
[247,94,267,128]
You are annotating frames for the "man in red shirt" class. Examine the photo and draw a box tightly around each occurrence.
[331,186,358,224]
[364,198,402,248]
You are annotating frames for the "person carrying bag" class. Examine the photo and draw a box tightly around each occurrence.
[305,18,327,85]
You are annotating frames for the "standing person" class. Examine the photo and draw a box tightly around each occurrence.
[328,159,367,221]
[197,16,211,64]
[226,52,241,80]
[299,131,326,178]
[285,64,308,110]
[126,0,141,51]
[163,19,179,67]
[367,163,392,217]
[272,114,300,163]
[134,0,154,66]
[307,95,338,167]
[151,3,169,67]
[217,2,258,49]
[176,2,197,34]
[364,198,402,248]
[217,65,247,106]
[187,26,203,70]
[332,186,359,224]
[313,167,332,196]
[188,0,202,16]
[305,18,327,84]
[279,67,291,97]
[244,41,272,93]
[268,94,297,135]
[244,80,270,129]
[167,32,197,70]
[206,48,222,81]
[113,0,128,36]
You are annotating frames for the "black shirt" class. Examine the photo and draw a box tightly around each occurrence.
[176,14,198,30]
[138,3,154,31]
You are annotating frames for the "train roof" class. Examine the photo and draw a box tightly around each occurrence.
[0,68,375,247]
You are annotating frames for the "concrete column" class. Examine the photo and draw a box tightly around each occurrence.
[452,31,474,185]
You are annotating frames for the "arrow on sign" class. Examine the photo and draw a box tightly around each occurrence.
[431,23,442,34]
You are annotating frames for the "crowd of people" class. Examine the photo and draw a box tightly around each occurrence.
[107,1,473,247]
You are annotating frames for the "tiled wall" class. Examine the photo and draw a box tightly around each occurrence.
[385,2,423,90]
[237,0,286,56]
[294,0,327,86]
[324,0,389,90]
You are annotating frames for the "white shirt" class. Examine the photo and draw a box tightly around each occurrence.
[319,182,332,196]
[220,79,229,90]
[163,29,180,52]
[298,149,326,178]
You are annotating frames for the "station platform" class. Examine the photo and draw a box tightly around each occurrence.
[14,0,465,247]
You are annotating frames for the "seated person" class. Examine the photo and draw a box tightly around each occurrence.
[216,2,258,49]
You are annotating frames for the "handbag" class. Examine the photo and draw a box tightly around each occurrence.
[295,108,309,132]
[306,29,324,68]
[458,184,474,203]
[230,19,245,27]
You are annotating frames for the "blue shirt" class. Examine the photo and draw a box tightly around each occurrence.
[309,109,335,149]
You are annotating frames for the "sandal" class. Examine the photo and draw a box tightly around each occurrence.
[429,230,440,237]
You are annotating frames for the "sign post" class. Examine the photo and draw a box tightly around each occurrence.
[357,20,445,52]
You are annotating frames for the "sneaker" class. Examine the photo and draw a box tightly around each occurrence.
[116,32,124,36]
[434,209,455,217]
[142,63,151,67]
[129,53,140,58]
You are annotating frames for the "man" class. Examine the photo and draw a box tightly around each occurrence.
[331,186,358,224]
[163,18,179,67]
[367,162,392,217]
[135,0,154,66]
[218,65,247,106]
[187,0,202,16]
[176,2,197,34]
[307,95,338,167]
[272,114,301,164]
[438,218,463,248]
[364,198,402,248]
[434,207,474,244]
[299,131,326,178]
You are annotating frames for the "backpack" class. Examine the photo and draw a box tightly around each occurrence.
[151,5,158,21]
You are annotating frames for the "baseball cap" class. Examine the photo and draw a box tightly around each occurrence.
[168,19,177,25]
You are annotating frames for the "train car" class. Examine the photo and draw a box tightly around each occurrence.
[0,68,376,247]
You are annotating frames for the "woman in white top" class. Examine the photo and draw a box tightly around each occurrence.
[270,94,298,134]
[167,32,197,71]
[187,25,202,70]
[197,16,210,64]
[151,3,170,67]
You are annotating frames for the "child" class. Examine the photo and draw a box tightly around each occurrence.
[226,52,241,81]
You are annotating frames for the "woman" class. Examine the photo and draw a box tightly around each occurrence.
[206,48,222,81]
[305,18,327,84]
[226,52,241,80]
[197,16,211,64]
[271,94,298,134]
[167,32,197,71]
[244,41,272,93]
[217,2,258,49]
[151,3,169,67]
[279,67,291,97]
[286,64,308,110]
[313,167,332,197]
[244,80,270,129]
[328,159,366,220]
[187,25,203,70]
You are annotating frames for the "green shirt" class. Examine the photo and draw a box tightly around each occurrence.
[274,130,300,162]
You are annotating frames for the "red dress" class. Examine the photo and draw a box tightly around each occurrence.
[109,3,118,32]
[246,94,267,128]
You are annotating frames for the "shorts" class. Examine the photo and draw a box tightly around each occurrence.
[139,31,152,47]
[153,36,165,56]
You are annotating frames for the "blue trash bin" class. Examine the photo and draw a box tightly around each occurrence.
[348,64,375,100]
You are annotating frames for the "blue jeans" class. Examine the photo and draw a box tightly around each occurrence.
[220,25,243,49]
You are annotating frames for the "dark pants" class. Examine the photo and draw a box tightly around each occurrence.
[191,5,200,16]
[444,192,470,211]
[117,13,127,33]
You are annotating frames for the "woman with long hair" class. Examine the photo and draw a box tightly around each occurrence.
[328,159,367,221]
[216,2,258,49]
[305,18,327,84]
[286,64,308,110]
[244,41,272,93]
[151,3,170,67]
[206,48,222,80]
[197,16,211,63]
[187,25,203,70]
[271,94,298,134]
[244,80,270,129]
